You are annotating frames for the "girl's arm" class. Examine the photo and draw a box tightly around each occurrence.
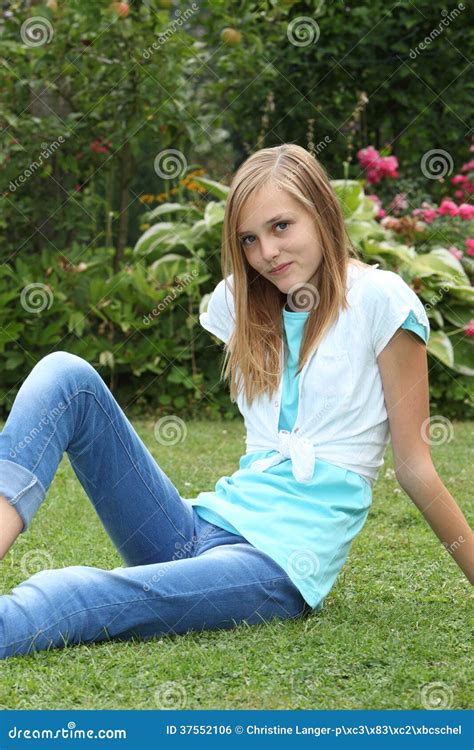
[377,328,474,585]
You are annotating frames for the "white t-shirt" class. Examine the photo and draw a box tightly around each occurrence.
[199,261,430,487]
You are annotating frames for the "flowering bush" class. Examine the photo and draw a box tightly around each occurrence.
[357,146,399,184]
[451,147,474,202]
[357,145,474,271]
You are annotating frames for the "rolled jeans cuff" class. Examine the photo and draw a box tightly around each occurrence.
[0,459,46,533]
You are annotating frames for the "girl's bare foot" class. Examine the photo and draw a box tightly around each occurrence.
[0,494,24,559]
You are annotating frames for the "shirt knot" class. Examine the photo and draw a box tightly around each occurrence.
[249,429,316,483]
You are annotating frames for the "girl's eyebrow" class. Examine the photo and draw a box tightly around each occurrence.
[237,212,295,237]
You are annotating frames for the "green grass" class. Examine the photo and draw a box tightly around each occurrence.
[0,418,472,710]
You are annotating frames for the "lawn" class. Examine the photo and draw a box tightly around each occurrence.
[0,417,472,710]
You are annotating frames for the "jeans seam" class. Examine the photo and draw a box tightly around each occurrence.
[4,575,296,650]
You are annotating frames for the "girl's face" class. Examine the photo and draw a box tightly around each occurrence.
[237,183,323,293]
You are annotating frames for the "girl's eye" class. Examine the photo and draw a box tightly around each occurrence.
[241,221,289,247]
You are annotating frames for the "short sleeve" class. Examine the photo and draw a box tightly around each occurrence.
[401,310,429,344]
[363,270,430,357]
[199,275,235,344]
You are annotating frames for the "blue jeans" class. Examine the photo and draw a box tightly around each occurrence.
[0,352,311,659]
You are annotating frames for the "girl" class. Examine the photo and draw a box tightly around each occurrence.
[0,143,472,660]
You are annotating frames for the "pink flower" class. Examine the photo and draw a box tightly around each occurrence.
[366,166,383,184]
[461,159,474,173]
[357,146,379,168]
[451,174,468,186]
[367,194,381,206]
[367,193,386,217]
[466,239,474,256]
[448,246,463,259]
[458,203,474,220]
[357,147,399,184]
[425,211,437,223]
[390,192,408,212]
[412,206,437,223]
[451,172,473,201]
[465,320,474,337]
[381,216,399,230]
[382,155,399,178]
[438,199,459,217]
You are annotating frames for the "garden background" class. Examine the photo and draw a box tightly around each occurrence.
[0,0,473,711]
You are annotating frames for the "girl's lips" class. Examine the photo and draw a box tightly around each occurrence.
[270,262,292,275]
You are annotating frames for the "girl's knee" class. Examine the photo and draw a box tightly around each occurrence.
[38,350,93,374]
[31,351,100,391]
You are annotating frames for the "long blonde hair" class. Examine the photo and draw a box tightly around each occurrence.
[218,143,366,407]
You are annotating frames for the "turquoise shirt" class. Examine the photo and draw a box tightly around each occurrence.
[185,309,428,610]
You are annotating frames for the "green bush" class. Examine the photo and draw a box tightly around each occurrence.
[1,1,472,419]
[1,240,237,420]
[3,175,471,420]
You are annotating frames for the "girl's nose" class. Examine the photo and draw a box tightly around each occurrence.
[260,238,280,262]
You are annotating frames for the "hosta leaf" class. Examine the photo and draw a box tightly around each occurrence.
[427,330,454,367]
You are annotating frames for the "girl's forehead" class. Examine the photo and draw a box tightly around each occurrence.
[238,189,300,228]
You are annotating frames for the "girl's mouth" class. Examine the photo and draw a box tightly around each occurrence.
[270,262,293,276]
